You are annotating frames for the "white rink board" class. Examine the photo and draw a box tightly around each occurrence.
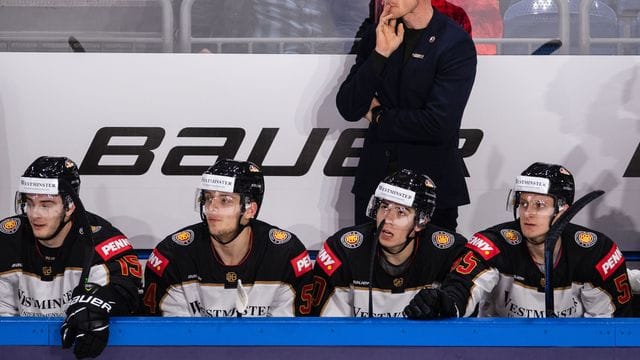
[0,53,639,251]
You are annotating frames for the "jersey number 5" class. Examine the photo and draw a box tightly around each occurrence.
[614,273,632,304]
[455,251,478,275]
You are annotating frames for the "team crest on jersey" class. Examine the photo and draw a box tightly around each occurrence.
[172,230,194,246]
[0,218,20,234]
[574,231,597,248]
[500,229,522,245]
[393,278,404,288]
[79,226,102,235]
[226,272,238,283]
[340,231,363,249]
[269,229,291,244]
[432,231,454,249]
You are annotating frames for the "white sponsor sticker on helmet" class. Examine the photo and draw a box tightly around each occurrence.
[19,177,59,195]
[375,183,415,207]
[514,176,550,194]
[200,174,235,193]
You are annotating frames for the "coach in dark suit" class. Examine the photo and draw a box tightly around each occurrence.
[336,0,477,231]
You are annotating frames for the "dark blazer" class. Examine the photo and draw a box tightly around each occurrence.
[336,8,477,209]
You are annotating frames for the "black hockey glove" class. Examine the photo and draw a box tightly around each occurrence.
[404,288,458,319]
[61,283,113,359]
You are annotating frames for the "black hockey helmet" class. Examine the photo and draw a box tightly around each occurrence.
[366,169,437,227]
[16,156,80,213]
[22,156,81,195]
[197,159,265,214]
[510,162,575,216]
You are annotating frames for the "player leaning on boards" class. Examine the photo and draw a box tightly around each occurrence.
[0,156,142,359]
[310,169,467,317]
[143,159,314,317]
[405,162,634,318]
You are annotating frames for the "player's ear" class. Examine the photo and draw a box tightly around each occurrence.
[243,201,258,220]
[64,201,76,219]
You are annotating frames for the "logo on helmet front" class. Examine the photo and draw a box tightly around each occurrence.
[64,159,76,169]
[0,218,20,235]
[248,164,261,173]
[574,231,597,248]
[425,178,435,189]
[340,231,363,249]
[432,231,454,249]
[269,229,291,245]
[559,167,571,175]
[172,230,195,246]
[500,229,522,245]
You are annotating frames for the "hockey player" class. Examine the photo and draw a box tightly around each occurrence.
[405,162,634,318]
[310,169,467,317]
[143,159,313,317]
[0,156,142,358]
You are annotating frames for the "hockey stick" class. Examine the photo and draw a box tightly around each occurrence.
[531,40,562,55]
[57,179,94,289]
[368,219,385,318]
[544,190,604,317]
[68,36,86,53]
[236,279,248,318]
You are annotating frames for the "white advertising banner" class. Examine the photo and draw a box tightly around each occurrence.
[0,53,639,252]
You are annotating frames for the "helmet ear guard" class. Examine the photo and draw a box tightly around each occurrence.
[20,156,81,195]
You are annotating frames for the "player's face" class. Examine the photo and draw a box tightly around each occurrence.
[518,192,556,243]
[24,194,67,239]
[384,0,420,18]
[376,200,418,250]
[202,190,244,241]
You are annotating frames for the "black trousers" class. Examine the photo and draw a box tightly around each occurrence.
[354,195,459,232]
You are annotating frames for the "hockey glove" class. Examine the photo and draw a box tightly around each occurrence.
[404,288,458,319]
[61,283,113,359]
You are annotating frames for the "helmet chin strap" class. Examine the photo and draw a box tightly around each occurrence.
[201,202,251,246]
[379,216,423,256]
[209,218,249,245]
[380,232,417,255]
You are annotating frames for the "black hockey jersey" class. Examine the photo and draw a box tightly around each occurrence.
[0,213,141,317]
[443,221,633,317]
[143,219,313,316]
[312,222,467,317]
